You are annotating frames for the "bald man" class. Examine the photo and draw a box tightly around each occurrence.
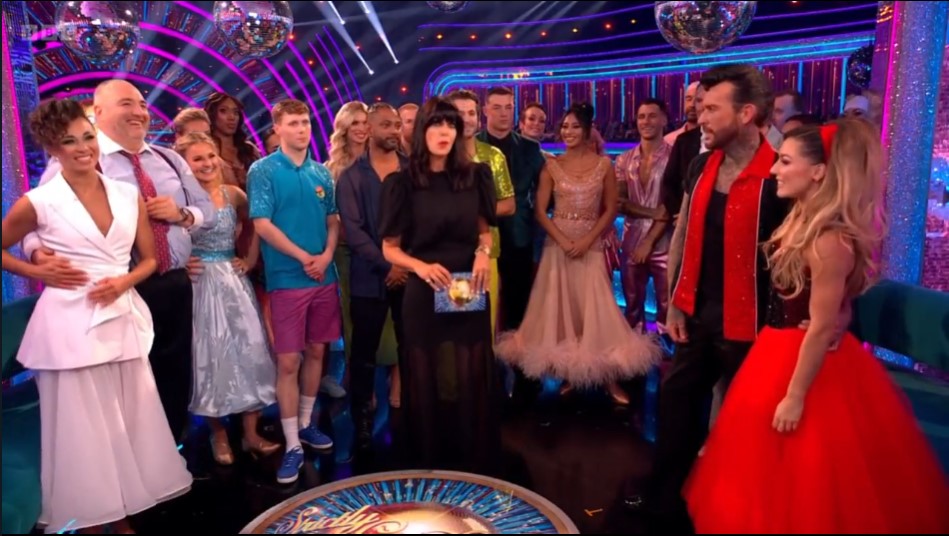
[664,81,700,145]
[398,103,418,152]
[22,79,215,440]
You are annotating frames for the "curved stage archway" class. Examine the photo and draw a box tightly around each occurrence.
[241,470,579,534]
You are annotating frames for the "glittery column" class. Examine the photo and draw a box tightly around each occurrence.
[1,4,43,303]
[878,1,948,284]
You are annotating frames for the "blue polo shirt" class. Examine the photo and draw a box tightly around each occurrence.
[248,148,338,291]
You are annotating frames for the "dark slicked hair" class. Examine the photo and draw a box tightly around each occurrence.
[700,64,773,127]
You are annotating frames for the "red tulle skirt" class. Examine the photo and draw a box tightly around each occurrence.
[684,327,949,534]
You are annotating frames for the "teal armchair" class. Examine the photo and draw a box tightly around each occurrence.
[2,294,42,534]
[850,279,949,472]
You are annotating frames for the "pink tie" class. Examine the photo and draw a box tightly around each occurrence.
[122,152,173,274]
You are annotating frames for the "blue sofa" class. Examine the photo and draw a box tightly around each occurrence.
[850,279,949,472]
[1,294,42,534]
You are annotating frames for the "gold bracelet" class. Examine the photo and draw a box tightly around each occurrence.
[475,245,491,256]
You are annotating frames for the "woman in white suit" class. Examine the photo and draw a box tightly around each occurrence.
[0,99,192,534]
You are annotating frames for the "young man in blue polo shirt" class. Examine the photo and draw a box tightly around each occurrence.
[248,99,339,484]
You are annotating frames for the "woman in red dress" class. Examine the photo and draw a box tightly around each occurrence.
[684,119,949,533]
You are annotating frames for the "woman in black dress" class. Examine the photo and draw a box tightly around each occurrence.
[379,97,499,473]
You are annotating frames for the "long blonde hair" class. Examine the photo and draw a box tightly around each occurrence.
[175,132,225,188]
[325,101,369,181]
[765,119,886,298]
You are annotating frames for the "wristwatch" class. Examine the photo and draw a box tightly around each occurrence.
[475,244,491,256]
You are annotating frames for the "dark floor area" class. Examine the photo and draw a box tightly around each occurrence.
[126,377,656,534]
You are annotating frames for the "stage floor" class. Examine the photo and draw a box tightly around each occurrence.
[126,388,653,535]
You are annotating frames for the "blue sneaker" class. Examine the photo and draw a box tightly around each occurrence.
[276,447,304,484]
[299,424,333,450]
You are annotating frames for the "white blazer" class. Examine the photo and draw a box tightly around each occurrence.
[17,172,154,371]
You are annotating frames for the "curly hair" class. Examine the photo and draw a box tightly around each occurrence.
[203,92,260,171]
[326,101,369,181]
[29,98,91,149]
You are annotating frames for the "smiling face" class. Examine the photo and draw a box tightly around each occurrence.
[183,141,222,185]
[771,136,825,200]
[636,103,667,142]
[50,117,100,177]
[94,80,149,148]
[559,113,587,149]
[348,111,369,146]
[520,106,547,140]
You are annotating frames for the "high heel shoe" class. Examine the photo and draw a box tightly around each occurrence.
[607,383,630,406]
[211,437,235,466]
[242,437,281,459]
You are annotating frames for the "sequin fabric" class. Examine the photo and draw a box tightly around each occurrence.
[547,157,610,244]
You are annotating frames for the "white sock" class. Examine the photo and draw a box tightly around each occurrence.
[281,418,301,452]
[299,396,316,429]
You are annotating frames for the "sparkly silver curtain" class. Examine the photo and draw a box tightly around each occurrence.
[1,9,34,303]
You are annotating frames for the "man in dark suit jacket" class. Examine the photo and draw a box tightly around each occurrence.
[476,87,546,332]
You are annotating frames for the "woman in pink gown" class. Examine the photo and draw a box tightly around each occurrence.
[496,103,660,402]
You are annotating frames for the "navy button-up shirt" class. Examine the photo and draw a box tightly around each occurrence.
[336,152,409,299]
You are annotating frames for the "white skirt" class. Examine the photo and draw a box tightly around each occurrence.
[35,358,193,533]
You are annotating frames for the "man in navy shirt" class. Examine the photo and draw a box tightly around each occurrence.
[336,102,408,451]
[248,100,339,484]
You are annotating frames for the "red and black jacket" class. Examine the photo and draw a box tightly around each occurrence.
[671,140,790,342]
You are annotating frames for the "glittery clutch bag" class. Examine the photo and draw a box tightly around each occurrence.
[434,272,486,313]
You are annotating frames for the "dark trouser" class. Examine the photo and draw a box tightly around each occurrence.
[649,302,752,527]
[134,268,193,441]
[350,290,405,411]
[497,244,534,331]
[497,243,540,405]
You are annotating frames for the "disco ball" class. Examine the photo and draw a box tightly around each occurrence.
[213,1,293,59]
[654,1,757,55]
[54,1,140,65]
[847,44,874,90]
[426,1,470,13]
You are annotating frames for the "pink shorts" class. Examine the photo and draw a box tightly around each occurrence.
[269,284,341,354]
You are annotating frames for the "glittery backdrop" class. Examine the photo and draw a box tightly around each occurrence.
[878,1,948,285]
[1,4,41,304]
[921,43,949,292]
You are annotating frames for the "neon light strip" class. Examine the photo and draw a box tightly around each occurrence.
[310,38,349,102]
[49,86,176,129]
[431,34,872,94]
[591,80,595,115]
[421,3,875,29]
[839,56,849,114]
[797,61,804,93]
[421,19,875,52]
[437,47,860,90]
[419,3,651,28]
[325,27,364,102]
[35,41,265,150]
[650,77,656,97]
[2,11,31,194]
[620,79,625,122]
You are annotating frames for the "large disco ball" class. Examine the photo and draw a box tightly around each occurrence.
[426,1,470,13]
[847,44,874,90]
[213,1,293,59]
[655,1,757,55]
[55,1,140,65]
